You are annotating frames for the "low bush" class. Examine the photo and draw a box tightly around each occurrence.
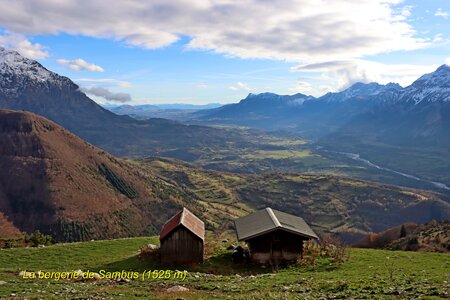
[299,233,348,266]
[139,244,160,261]
[0,231,53,248]
[28,230,52,247]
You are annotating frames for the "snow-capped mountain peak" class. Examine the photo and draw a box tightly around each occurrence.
[400,64,450,104]
[0,47,54,82]
[345,82,387,97]
[240,92,315,107]
[0,47,73,99]
[412,64,450,86]
[319,82,401,103]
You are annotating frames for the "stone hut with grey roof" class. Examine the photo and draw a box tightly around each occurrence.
[234,208,318,264]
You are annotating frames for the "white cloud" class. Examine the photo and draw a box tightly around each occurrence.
[0,32,49,59]
[196,82,210,89]
[393,5,412,21]
[432,33,443,43]
[0,0,428,62]
[75,78,132,103]
[445,57,450,65]
[74,78,131,88]
[319,85,334,94]
[401,6,412,18]
[57,58,104,72]
[80,87,131,102]
[434,8,449,18]
[292,60,438,93]
[229,81,251,91]
[289,81,312,93]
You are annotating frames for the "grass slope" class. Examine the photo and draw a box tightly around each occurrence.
[0,236,448,299]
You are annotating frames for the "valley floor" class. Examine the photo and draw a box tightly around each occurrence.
[0,236,448,299]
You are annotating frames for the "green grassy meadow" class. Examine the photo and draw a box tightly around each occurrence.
[0,236,448,299]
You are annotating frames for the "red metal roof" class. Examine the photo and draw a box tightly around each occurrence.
[159,207,205,241]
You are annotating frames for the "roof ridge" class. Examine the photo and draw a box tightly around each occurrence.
[161,209,183,227]
[266,207,281,228]
[181,207,205,226]
[180,207,186,225]
[160,207,205,241]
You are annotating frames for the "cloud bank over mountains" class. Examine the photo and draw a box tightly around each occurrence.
[0,0,447,100]
[80,87,132,103]
[0,0,427,62]
[293,60,439,91]
[0,32,48,59]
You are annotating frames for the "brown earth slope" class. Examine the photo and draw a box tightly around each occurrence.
[0,109,202,241]
[354,220,450,252]
[137,157,450,240]
[0,212,21,238]
[387,220,450,252]
[1,110,449,243]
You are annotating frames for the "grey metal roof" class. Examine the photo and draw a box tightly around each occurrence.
[234,208,318,241]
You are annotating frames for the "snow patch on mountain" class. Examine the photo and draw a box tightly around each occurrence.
[400,64,450,104]
[320,82,402,103]
[0,47,53,82]
[0,47,71,98]
[242,92,315,106]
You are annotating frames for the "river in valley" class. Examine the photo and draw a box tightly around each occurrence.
[320,148,450,191]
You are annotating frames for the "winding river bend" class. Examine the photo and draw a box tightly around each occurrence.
[322,149,450,191]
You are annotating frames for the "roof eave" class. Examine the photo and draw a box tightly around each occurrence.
[160,223,205,241]
[237,226,318,242]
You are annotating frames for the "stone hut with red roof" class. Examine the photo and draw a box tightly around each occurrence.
[159,207,205,264]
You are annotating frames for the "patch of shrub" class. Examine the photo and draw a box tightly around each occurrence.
[319,234,348,264]
[300,240,321,265]
[299,234,348,266]
[139,244,160,261]
[0,233,27,249]
[28,230,52,247]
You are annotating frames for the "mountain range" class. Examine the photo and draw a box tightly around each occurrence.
[322,65,450,148]
[192,66,450,187]
[1,47,450,242]
[0,47,263,159]
[1,109,448,242]
[2,46,448,157]
[1,47,449,189]
[105,103,222,111]
[195,65,450,146]
[105,103,222,121]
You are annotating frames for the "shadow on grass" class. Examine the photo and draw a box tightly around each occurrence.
[95,251,273,276]
[95,254,161,273]
[195,251,272,275]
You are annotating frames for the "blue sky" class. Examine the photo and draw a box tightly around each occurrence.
[0,0,449,104]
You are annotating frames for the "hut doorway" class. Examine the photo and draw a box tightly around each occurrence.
[271,239,282,261]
